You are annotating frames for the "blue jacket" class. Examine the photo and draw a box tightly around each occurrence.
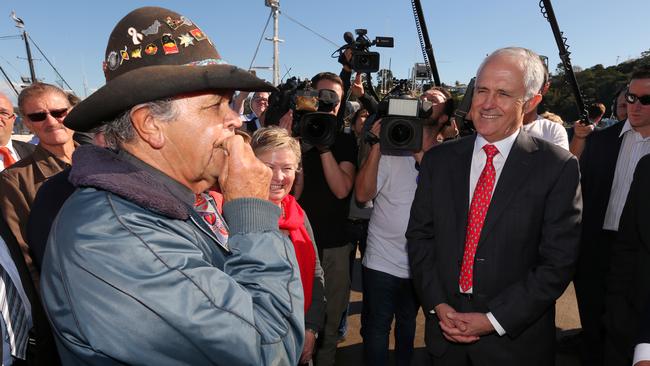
[40,146,304,365]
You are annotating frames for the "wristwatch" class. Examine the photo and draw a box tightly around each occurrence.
[306,328,319,339]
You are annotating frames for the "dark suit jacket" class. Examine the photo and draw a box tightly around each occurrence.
[406,131,582,365]
[605,154,650,359]
[11,140,36,161]
[637,296,650,355]
[0,215,60,365]
[26,168,74,272]
[578,122,624,247]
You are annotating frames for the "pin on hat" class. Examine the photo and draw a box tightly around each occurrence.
[65,6,275,132]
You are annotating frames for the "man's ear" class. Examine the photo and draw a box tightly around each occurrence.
[130,106,165,149]
[523,94,543,115]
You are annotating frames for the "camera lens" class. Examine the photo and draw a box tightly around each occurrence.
[360,56,369,66]
[306,120,326,139]
[389,121,413,146]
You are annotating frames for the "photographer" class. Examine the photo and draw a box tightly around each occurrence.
[297,71,358,366]
[354,87,453,366]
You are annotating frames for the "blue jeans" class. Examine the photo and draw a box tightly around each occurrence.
[361,265,419,366]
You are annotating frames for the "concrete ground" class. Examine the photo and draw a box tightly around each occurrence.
[333,256,582,365]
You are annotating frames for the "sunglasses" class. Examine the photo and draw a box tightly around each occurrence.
[625,92,650,106]
[26,108,70,122]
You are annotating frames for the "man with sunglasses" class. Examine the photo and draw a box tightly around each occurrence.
[0,83,76,290]
[574,66,650,366]
[0,92,35,171]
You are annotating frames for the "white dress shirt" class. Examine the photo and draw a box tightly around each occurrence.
[461,129,520,336]
[0,238,32,365]
[603,121,650,231]
[0,142,19,171]
[634,343,650,364]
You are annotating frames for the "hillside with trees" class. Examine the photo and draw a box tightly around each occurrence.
[540,50,650,123]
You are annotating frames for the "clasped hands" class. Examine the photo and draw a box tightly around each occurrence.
[434,303,495,343]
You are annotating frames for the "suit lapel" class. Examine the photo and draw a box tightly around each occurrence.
[11,140,36,160]
[451,136,475,260]
[478,131,537,246]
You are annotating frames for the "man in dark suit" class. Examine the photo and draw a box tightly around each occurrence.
[0,215,59,365]
[406,47,582,366]
[0,92,35,171]
[605,154,650,365]
[574,66,650,365]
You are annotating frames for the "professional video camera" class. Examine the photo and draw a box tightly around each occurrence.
[453,77,476,136]
[333,29,394,73]
[264,77,340,147]
[368,80,436,155]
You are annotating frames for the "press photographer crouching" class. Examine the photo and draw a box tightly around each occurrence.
[354,85,454,366]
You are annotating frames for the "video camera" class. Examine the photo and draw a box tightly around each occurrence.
[368,80,435,155]
[264,77,339,147]
[453,77,476,136]
[334,29,394,73]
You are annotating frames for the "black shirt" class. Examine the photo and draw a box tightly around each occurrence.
[298,131,357,249]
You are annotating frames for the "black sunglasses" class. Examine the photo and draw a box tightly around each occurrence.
[26,108,69,122]
[625,92,650,106]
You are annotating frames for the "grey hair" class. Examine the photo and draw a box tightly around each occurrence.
[476,47,546,100]
[102,98,179,149]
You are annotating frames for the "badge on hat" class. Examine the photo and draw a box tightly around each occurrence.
[161,34,179,55]
[144,43,158,56]
[141,20,162,36]
[128,27,144,45]
[164,16,183,30]
[120,46,130,63]
[180,16,193,27]
[189,28,206,42]
[107,51,119,70]
[131,47,142,58]
[178,33,194,48]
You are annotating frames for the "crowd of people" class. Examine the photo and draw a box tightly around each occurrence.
[0,5,648,366]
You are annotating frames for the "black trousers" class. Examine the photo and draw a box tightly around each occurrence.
[574,229,618,366]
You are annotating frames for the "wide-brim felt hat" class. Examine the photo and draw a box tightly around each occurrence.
[65,6,275,132]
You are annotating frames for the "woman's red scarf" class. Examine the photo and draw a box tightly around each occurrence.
[278,194,316,312]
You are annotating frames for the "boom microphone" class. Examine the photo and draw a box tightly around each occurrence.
[343,31,355,44]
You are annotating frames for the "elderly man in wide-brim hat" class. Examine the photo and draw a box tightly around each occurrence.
[39,7,304,365]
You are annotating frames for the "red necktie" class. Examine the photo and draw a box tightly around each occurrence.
[459,144,499,292]
[0,147,16,169]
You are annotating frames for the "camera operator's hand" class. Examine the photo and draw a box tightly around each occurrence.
[363,119,381,147]
[573,120,595,139]
[439,119,459,141]
[278,110,293,135]
[355,120,381,202]
[351,73,365,98]
[569,120,594,159]
[341,48,353,72]
[218,135,272,202]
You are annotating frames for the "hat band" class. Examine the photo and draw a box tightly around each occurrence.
[185,58,228,66]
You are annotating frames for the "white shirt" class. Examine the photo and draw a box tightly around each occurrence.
[0,142,19,171]
[363,155,418,279]
[464,129,520,336]
[603,121,650,231]
[0,238,32,365]
[634,343,650,364]
[521,116,569,150]
[240,113,261,130]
